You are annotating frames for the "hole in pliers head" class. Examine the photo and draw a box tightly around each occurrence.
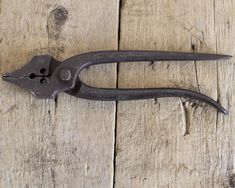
[29,73,36,79]
[40,78,47,84]
[40,68,46,74]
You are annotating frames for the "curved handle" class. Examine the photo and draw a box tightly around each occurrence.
[66,83,228,114]
[50,50,230,114]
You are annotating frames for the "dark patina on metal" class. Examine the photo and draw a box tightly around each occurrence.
[2,50,232,114]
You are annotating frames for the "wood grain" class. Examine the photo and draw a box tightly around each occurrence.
[0,0,119,188]
[115,0,234,187]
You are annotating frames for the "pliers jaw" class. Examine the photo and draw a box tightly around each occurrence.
[2,55,61,99]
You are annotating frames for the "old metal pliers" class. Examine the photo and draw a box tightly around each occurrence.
[2,51,231,114]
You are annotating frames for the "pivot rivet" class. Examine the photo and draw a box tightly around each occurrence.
[59,69,71,81]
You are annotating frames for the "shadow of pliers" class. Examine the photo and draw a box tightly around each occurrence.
[2,50,232,114]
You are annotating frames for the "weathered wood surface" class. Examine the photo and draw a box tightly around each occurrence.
[115,0,234,188]
[0,1,118,188]
[0,0,234,188]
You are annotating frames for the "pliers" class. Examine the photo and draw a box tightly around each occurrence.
[2,50,231,114]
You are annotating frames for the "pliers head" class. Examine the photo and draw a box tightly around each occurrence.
[2,55,61,98]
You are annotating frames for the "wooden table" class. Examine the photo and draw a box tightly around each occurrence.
[0,0,234,187]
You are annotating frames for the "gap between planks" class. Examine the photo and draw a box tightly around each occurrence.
[112,0,123,187]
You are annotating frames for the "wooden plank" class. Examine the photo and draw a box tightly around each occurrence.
[214,1,235,187]
[0,1,57,188]
[0,0,119,187]
[53,1,119,188]
[115,0,234,187]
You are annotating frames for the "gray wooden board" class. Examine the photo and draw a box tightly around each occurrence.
[0,1,118,187]
[115,0,234,188]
